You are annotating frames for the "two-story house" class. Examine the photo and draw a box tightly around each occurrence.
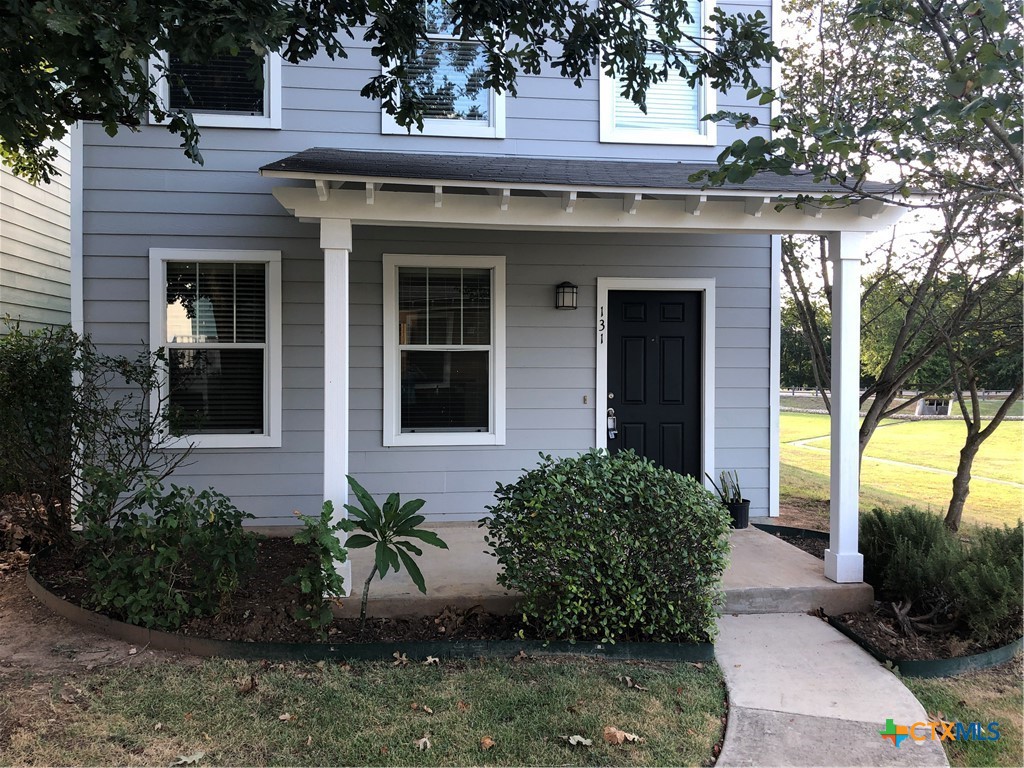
[72,1,905,586]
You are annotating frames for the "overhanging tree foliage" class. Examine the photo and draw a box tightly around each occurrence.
[0,0,778,182]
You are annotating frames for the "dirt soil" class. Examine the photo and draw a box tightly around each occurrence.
[832,609,1012,661]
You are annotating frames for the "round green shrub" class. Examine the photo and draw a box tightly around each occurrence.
[482,450,731,643]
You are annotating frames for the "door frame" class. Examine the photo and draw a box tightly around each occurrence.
[595,277,716,487]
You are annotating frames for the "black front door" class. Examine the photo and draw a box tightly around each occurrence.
[607,290,702,477]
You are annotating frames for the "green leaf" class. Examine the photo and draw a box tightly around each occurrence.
[346,475,381,525]
[345,533,376,549]
[395,540,423,557]
[396,548,427,593]
[404,529,449,549]
[374,541,390,577]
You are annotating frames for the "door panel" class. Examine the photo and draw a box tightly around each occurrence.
[607,290,702,477]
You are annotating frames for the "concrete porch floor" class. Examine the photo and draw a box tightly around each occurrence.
[333,521,872,618]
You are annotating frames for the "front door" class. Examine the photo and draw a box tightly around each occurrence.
[606,290,702,477]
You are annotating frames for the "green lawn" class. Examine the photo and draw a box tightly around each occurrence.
[2,657,725,767]
[780,412,1024,527]
[780,393,1023,419]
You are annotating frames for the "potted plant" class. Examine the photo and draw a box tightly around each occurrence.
[707,470,750,529]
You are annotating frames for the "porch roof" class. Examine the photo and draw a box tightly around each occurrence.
[260,147,889,198]
[260,148,909,235]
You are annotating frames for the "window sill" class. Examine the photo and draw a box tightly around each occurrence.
[149,112,281,130]
[384,432,505,448]
[381,114,505,140]
[158,433,282,451]
[599,130,717,146]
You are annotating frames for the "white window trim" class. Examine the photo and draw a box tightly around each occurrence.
[595,277,716,487]
[149,52,282,129]
[382,253,506,447]
[599,3,717,146]
[379,25,506,139]
[149,248,282,449]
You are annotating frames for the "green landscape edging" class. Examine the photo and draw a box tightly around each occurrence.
[26,572,713,663]
[827,615,1022,678]
[752,523,830,541]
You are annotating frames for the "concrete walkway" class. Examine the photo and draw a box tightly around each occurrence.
[716,613,949,767]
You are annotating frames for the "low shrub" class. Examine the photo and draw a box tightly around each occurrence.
[483,450,731,644]
[860,507,1023,645]
[287,501,351,638]
[82,475,258,630]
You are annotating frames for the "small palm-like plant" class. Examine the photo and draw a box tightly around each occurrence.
[343,474,448,629]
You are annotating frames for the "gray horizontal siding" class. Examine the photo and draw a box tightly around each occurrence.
[1,142,71,329]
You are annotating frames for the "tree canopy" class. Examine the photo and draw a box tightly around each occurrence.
[0,0,778,181]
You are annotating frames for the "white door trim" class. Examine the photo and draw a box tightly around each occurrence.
[596,278,716,488]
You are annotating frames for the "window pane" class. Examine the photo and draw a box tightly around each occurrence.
[404,41,489,122]
[401,350,488,431]
[197,263,236,342]
[168,348,265,434]
[169,51,265,116]
[427,268,463,345]
[422,0,457,36]
[166,262,197,343]
[461,268,491,344]
[398,267,427,345]
[234,263,267,343]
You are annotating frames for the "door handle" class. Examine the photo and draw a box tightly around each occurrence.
[607,408,617,440]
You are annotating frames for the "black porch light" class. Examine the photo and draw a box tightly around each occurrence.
[555,281,578,310]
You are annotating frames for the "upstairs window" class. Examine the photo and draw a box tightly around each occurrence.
[150,249,282,449]
[383,254,506,446]
[152,50,282,129]
[599,3,715,145]
[382,1,505,139]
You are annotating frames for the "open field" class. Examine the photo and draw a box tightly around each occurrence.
[780,412,1023,527]
[780,393,1024,420]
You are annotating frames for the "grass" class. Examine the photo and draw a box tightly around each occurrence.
[2,657,726,767]
[902,658,1024,768]
[780,413,1024,528]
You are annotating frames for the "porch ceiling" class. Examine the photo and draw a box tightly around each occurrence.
[260,148,908,235]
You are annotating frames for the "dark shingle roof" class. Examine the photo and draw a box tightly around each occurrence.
[260,148,886,196]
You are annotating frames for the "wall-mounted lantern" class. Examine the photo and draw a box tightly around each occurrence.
[555,281,578,310]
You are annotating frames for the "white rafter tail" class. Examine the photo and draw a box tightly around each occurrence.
[487,187,511,211]
[745,196,772,218]
[365,182,380,205]
[803,202,825,219]
[685,194,708,216]
[434,185,443,208]
[858,199,887,219]
[623,192,642,215]
[562,190,577,214]
[315,179,330,202]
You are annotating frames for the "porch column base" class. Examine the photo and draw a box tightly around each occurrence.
[824,549,863,583]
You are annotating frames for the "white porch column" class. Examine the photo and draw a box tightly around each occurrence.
[825,230,865,583]
[321,218,353,590]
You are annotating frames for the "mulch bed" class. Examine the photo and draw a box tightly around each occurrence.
[762,525,1021,661]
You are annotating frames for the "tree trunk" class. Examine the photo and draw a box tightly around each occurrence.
[945,440,981,532]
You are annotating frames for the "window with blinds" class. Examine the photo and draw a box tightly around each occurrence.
[168,50,266,116]
[397,267,492,432]
[164,261,267,435]
[599,5,713,145]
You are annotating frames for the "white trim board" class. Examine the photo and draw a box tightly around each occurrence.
[595,277,716,490]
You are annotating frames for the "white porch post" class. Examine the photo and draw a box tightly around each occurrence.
[825,230,865,583]
[321,218,353,590]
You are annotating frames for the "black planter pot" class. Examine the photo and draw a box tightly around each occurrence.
[726,500,750,529]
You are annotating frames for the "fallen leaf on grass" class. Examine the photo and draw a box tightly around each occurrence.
[422,706,434,715]
[171,752,205,766]
[422,655,440,666]
[559,735,593,747]
[616,675,648,691]
[687,662,704,670]
[236,674,258,695]
[456,700,470,712]
[305,735,313,747]
[414,735,431,751]
[410,702,419,711]
[602,726,644,745]
[379,747,389,756]
[128,647,138,656]
[480,736,496,750]
[279,713,296,722]
[154,723,163,731]
[392,652,409,667]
